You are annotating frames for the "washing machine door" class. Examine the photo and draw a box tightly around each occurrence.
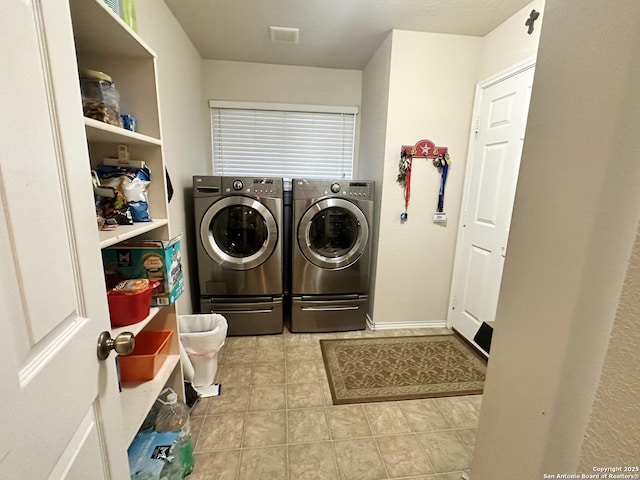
[298,198,369,269]
[200,196,278,270]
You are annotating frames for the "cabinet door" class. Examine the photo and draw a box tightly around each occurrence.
[0,1,129,478]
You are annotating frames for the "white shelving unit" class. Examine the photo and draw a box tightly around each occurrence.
[99,219,169,249]
[68,0,184,448]
[85,117,162,146]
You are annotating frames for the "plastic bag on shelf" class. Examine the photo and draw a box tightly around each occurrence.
[91,170,132,226]
[96,164,152,222]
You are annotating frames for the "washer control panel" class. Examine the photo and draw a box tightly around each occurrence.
[193,176,282,197]
[343,181,374,199]
[223,177,282,197]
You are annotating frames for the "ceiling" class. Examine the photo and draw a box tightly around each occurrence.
[163,0,532,70]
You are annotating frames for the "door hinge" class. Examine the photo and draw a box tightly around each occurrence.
[474,117,480,136]
[451,295,458,310]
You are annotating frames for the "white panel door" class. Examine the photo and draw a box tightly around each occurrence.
[448,62,535,355]
[0,1,128,478]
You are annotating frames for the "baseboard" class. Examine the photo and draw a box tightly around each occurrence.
[366,314,448,331]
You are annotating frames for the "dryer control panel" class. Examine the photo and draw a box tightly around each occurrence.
[294,179,374,200]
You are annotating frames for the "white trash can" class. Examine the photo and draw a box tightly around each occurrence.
[178,314,228,387]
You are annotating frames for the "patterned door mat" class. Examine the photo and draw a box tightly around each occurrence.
[320,334,487,404]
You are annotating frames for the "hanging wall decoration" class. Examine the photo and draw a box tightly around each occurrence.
[397,149,412,222]
[397,139,450,224]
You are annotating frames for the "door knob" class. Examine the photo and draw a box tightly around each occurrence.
[97,331,135,360]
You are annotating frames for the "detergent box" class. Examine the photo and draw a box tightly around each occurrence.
[102,234,184,307]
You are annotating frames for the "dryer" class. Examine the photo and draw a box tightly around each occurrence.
[193,176,283,335]
[291,179,374,332]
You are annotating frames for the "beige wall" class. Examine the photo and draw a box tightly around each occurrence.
[201,60,363,174]
[358,34,393,320]
[472,0,640,476]
[136,0,210,313]
[578,225,640,470]
[476,0,545,81]
[201,60,362,106]
[369,30,481,328]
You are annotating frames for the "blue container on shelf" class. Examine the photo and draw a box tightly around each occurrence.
[121,114,137,132]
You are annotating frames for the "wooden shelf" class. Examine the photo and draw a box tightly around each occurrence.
[120,354,181,445]
[84,117,161,146]
[99,219,168,249]
[69,0,155,59]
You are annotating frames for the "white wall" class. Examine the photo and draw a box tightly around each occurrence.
[358,34,393,320]
[201,60,363,174]
[578,225,640,470]
[368,30,481,328]
[476,0,545,81]
[472,0,640,476]
[136,0,210,313]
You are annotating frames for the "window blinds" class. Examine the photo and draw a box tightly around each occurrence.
[210,101,357,184]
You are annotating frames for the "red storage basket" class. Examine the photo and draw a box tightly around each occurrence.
[119,330,172,382]
[107,281,156,327]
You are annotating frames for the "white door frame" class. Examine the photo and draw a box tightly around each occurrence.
[447,56,537,345]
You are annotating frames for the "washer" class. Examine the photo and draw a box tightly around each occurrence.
[193,176,283,335]
[291,179,374,332]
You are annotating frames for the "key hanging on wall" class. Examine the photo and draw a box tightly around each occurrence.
[397,148,412,222]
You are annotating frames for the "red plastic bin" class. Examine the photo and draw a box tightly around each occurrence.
[107,282,156,327]
[119,330,172,382]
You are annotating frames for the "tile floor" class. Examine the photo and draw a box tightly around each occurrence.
[188,327,480,480]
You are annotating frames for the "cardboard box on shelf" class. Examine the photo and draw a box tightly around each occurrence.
[102,234,184,307]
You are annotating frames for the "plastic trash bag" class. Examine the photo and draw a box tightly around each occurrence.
[179,342,195,384]
[178,314,228,387]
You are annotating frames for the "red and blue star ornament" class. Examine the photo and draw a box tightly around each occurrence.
[400,139,448,160]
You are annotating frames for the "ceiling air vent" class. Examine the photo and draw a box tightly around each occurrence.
[269,26,300,44]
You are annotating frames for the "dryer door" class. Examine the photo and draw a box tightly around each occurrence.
[298,198,369,269]
[200,196,278,270]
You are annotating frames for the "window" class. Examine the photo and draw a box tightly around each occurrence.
[210,101,357,185]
